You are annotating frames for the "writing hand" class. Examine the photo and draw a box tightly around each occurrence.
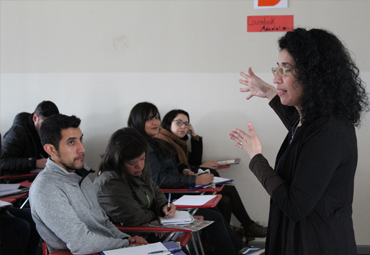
[196,173,214,185]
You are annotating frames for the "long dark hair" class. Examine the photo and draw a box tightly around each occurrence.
[99,128,148,185]
[278,28,369,126]
[127,102,174,157]
[161,109,190,141]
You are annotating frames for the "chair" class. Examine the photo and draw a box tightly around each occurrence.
[158,191,223,255]
[0,178,34,209]
[0,173,38,183]
[115,224,193,248]
[116,215,206,255]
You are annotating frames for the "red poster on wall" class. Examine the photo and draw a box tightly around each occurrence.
[258,0,281,6]
[254,0,288,9]
[247,15,293,32]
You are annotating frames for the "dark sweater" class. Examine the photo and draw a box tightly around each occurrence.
[249,96,357,255]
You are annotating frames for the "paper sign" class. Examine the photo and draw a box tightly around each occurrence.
[254,0,288,9]
[247,15,293,33]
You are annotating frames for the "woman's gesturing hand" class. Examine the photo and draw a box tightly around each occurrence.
[239,67,278,101]
[229,123,262,159]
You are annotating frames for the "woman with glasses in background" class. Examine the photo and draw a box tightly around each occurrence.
[230,28,369,254]
[158,109,267,240]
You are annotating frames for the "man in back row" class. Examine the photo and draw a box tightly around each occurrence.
[29,114,146,254]
[1,100,59,175]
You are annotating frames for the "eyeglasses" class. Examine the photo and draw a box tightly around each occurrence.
[173,120,191,127]
[271,66,294,77]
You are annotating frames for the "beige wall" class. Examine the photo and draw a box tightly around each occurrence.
[1,0,369,245]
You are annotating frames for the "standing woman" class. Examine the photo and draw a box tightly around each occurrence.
[230,28,369,254]
[159,109,267,239]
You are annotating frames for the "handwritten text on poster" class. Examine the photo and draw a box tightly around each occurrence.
[247,15,293,33]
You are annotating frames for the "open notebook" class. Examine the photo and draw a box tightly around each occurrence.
[159,210,194,225]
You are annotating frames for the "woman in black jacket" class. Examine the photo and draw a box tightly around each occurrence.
[230,28,369,254]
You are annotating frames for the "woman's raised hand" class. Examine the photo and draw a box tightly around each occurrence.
[239,67,278,101]
[229,123,262,159]
[187,124,197,137]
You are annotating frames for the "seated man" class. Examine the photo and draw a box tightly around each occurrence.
[1,100,59,175]
[29,114,146,254]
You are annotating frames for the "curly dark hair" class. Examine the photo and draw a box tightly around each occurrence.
[278,28,369,126]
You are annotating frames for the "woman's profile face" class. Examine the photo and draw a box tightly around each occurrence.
[124,152,146,176]
[170,113,189,138]
[145,111,160,137]
[273,49,304,110]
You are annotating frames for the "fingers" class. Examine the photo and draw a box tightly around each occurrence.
[229,128,246,141]
[247,122,257,138]
[240,71,250,79]
[130,236,147,244]
[248,67,255,77]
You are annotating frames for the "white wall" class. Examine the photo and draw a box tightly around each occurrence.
[1,0,370,245]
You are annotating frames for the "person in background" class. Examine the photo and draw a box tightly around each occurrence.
[29,114,146,254]
[1,101,59,175]
[0,136,40,255]
[128,102,255,255]
[230,28,369,254]
[94,128,189,255]
[159,109,267,239]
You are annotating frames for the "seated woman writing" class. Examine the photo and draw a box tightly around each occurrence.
[93,128,190,254]
[127,102,252,255]
[158,109,267,239]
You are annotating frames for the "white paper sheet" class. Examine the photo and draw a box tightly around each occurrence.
[0,184,21,197]
[101,242,168,255]
[173,195,216,206]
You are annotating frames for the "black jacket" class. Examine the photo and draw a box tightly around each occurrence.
[250,96,357,255]
[146,139,196,189]
[1,113,48,175]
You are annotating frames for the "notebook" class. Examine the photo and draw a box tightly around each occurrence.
[159,210,194,225]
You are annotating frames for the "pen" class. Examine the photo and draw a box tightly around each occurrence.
[148,248,181,254]
[166,193,171,219]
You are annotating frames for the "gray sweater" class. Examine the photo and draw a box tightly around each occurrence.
[29,159,130,254]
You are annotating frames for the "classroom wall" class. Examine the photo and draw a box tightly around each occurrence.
[1,0,370,246]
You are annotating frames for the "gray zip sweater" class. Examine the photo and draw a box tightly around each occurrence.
[29,159,129,254]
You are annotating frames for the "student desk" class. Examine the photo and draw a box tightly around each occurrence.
[161,184,224,195]
[172,194,222,255]
[0,173,38,183]
[44,242,185,255]
[116,224,194,248]
[0,180,33,208]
